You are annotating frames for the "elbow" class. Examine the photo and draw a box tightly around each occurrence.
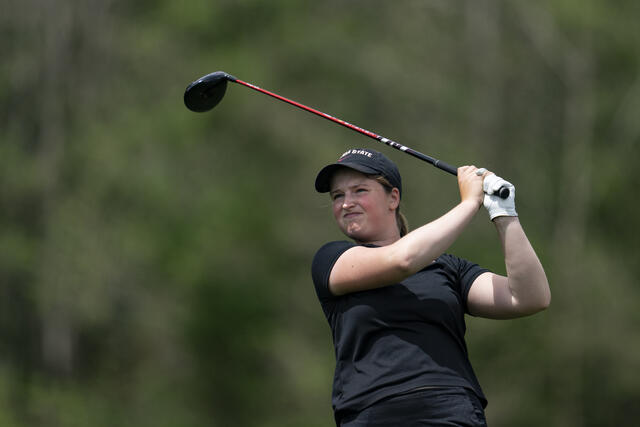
[534,295,551,314]
[511,279,550,317]
[541,289,551,311]
[513,270,551,316]
[389,246,421,277]
[539,278,551,311]
[388,239,441,279]
[525,286,551,315]
[395,255,414,276]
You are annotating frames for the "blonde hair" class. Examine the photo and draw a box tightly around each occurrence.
[372,175,409,237]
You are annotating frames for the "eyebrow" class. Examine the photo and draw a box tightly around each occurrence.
[329,182,371,195]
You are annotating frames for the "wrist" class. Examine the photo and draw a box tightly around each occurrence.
[460,198,482,212]
[492,216,519,226]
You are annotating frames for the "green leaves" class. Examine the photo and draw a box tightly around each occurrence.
[1,1,639,425]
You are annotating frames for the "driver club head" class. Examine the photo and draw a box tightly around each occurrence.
[184,71,235,112]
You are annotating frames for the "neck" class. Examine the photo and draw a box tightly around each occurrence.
[355,230,401,247]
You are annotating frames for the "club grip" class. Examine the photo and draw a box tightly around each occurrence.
[496,186,510,199]
[433,159,458,175]
[433,160,510,199]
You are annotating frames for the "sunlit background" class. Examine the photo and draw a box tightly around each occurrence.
[1,1,639,426]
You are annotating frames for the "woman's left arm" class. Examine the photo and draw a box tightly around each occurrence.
[466,173,550,319]
[467,216,551,319]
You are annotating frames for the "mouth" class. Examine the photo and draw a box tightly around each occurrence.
[343,212,362,220]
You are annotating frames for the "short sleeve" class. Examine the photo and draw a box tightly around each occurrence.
[311,241,355,302]
[438,254,490,314]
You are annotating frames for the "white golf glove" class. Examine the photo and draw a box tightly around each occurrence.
[483,174,517,220]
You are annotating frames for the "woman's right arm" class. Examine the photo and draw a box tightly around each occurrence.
[328,166,484,296]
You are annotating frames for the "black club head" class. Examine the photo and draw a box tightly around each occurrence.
[184,71,234,112]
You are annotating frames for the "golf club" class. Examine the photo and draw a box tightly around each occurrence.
[184,71,510,199]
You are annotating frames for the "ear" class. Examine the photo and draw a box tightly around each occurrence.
[388,187,400,210]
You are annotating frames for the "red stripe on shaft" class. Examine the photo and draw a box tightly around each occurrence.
[234,79,381,140]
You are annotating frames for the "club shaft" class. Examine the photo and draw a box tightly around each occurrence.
[233,79,458,176]
[231,77,508,198]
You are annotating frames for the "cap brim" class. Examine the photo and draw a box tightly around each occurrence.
[314,162,380,193]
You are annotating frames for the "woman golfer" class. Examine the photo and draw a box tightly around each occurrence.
[311,148,550,426]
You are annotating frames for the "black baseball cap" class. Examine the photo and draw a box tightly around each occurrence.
[315,148,402,197]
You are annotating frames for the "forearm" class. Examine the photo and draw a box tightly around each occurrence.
[494,217,551,311]
[395,200,481,274]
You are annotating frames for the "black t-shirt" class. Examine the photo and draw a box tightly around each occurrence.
[311,240,489,417]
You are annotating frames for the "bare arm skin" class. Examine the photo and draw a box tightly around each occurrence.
[467,217,550,319]
[328,200,481,295]
[327,165,551,319]
[328,166,484,296]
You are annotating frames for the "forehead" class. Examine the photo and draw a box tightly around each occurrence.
[329,168,374,190]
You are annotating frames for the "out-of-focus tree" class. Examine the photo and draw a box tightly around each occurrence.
[1,0,638,426]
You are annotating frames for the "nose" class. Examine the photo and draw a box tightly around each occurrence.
[342,192,356,209]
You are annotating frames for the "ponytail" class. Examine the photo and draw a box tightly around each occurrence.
[372,175,409,237]
[397,210,409,237]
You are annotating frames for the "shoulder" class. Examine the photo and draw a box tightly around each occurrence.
[312,241,356,275]
[433,253,466,274]
[436,253,485,275]
[313,240,355,257]
[434,253,490,303]
[311,241,357,300]
[312,241,357,269]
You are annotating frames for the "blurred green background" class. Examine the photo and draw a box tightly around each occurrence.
[1,0,639,426]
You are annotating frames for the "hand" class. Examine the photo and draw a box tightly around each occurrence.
[457,166,485,209]
[482,174,517,220]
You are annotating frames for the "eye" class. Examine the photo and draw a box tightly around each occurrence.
[331,193,344,201]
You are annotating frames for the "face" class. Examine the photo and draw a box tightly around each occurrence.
[329,168,400,244]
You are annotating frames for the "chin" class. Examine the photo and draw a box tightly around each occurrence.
[344,229,370,243]
[340,221,372,242]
